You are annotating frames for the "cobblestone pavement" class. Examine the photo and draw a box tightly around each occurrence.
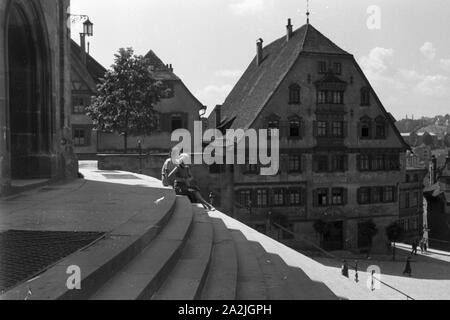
[0,230,104,293]
[313,248,450,300]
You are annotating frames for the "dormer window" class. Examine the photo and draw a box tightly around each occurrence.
[360,116,372,139]
[317,90,344,104]
[361,87,371,106]
[289,84,301,104]
[288,115,302,138]
[171,114,184,131]
[266,114,280,138]
[318,61,328,74]
[333,62,342,75]
[72,97,86,114]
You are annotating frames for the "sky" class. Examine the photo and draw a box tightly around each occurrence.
[70,0,450,119]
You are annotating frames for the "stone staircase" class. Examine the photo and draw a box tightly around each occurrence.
[88,196,338,300]
[2,193,341,300]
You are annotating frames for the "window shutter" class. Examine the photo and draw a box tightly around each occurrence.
[357,188,362,205]
[313,121,318,137]
[281,121,288,138]
[301,188,307,206]
[300,120,306,139]
[356,155,361,171]
[343,122,348,138]
[280,154,288,173]
[182,113,188,129]
[86,128,91,146]
[313,156,319,172]
[357,123,361,139]
[326,121,332,138]
[343,155,349,172]
[313,190,318,207]
[301,154,306,173]
[343,188,348,205]
[161,114,170,132]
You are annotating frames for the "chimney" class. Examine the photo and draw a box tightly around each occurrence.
[256,38,264,66]
[80,33,87,65]
[286,18,293,41]
[169,64,173,72]
[215,105,222,128]
[430,155,437,184]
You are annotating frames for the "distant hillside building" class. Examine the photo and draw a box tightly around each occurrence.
[1,0,78,195]
[206,19,409,252]
[424,153,450,247]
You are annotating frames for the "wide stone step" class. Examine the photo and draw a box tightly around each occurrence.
[250,242,294,300]
[1,188,177,300]
[90,196,194,300]
[151,207,213,300]
[253,243,338,300]
[231,231,268,300]
[201,217,238,300]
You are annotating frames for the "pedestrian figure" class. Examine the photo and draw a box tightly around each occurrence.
[341,260,349,278]
[403,257,412,277]
[172,153,215,211]
[354,260,359,283]
[424,241,428,252]
[371,270,376,291]
[411,240,418,256]
[161,150,177,187]
[419,239,424,254]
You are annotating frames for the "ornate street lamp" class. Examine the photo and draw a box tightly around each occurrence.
[69,14,94,62]
[83,18,94,37]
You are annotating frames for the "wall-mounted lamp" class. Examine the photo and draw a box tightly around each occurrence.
[69,14,94,63]
[200,106,207,117]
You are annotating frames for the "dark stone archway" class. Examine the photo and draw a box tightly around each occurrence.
[7,2,52,179]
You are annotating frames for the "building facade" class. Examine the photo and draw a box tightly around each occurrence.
[425,152,450,246]
[399,165,427,242]
[97,50,205,154]
[0,0,78,195]
[206,20,409,252]
[70,40,106,159]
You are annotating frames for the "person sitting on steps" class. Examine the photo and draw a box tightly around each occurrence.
[169,153,215,211]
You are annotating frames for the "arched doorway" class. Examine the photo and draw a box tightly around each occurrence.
[7,2,52,179]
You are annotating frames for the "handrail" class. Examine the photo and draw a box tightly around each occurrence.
[271,222,415,301]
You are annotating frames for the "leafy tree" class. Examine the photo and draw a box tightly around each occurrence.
[386,222,404,261]
[87,48,169,153]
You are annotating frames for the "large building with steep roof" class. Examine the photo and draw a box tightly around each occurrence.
[69,44,205,158]
[70,40,107,158]
[207,19,410,252]
[96,50,205,154]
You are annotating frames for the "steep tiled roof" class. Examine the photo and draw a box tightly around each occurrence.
[144,50,180,81]
[71,40,106,82]
[216,23,351,130]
